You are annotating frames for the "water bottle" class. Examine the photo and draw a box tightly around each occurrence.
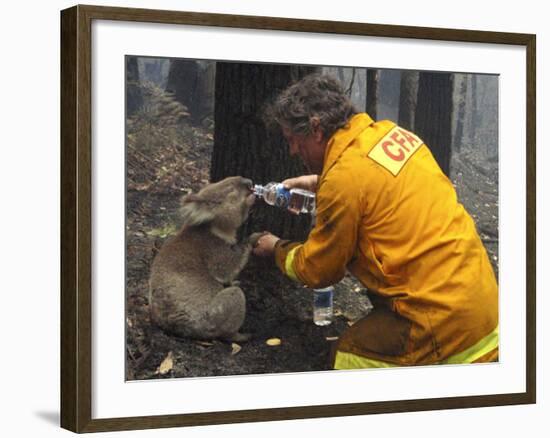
[312,286,334,326]
[253,182,315,215]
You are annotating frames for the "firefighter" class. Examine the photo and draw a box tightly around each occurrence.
[253,73,498,368]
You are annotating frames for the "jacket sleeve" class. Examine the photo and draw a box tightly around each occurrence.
[274,168,363,288]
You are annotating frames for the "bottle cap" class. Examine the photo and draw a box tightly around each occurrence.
[252,184,264,197]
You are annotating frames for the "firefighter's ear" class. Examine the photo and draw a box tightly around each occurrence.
[310,116,323,141]
[180,194,216,227]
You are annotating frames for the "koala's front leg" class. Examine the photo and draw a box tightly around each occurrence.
[207,242,251,284]
[207,233,268,284]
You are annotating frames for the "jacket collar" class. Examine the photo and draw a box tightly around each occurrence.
[321,113,374,180]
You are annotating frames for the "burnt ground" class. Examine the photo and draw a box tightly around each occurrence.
[125,100,498,380]
[451,149,499,278]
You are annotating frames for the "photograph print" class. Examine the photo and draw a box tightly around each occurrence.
[125,56,499,381]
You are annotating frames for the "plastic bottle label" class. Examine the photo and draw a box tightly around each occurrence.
[274,184,291,209]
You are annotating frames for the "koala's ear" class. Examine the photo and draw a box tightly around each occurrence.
[180,194,216,227]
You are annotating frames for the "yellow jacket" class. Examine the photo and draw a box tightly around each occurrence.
[274,113,498,365]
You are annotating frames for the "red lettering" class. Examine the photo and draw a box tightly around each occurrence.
[382,141,405,161]
[397,128,420,148]
[390,131,410,152]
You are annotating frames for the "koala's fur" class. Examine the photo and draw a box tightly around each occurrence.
[149,176,261,342]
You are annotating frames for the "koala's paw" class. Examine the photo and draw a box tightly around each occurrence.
[248,231,269,247]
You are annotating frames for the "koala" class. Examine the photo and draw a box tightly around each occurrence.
[149,176,262,342]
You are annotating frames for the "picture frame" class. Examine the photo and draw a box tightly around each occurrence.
[60,4,536,433]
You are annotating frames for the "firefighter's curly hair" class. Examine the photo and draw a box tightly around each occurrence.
[264,73,358,140]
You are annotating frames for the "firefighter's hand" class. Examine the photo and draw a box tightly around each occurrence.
[282,174,319,193]
[252,232,280,257]
[248,231,269,247]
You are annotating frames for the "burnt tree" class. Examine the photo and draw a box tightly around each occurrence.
[211,62,317,241]
[453,74,468,152]
[126,56,142,116]
[415,72,454,176]
[166,59,215,124]
[366,69,379,120]
[471,74,479,135]
[398,70,419,131]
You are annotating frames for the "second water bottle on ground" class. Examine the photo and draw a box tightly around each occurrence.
[312,286,334,326]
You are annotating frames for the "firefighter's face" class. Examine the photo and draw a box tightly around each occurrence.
[282,124,327,175]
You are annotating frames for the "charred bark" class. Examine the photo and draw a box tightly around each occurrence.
[398,70,419,131]
[126,56,143,116]
[453,74,468,152]
[211,62,318,240]
[415,72,454,177]
[366,69,379,120]
[166,59,215,124]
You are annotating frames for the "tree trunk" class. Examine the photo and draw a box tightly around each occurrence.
[211,62,317,241]
[453,74,468,152]
[415,72,454,176]
[482,75,499,160]
[337,67,346,85]
[357,68,367,112]
[366,69,379,120]
[398,70,419,131]
[166,59,215,124]
[126,56,142,116]
[199,61,216,125]
[471,74,479,136]
[143,59,163,86]
[345,68,356,97]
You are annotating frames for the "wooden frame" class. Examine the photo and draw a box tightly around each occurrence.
[60,4,536,433]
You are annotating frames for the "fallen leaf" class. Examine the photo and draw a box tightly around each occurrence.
[156,351,174,375]
[146,223,178,238]
[126,317,133,328]
[266,338,281,346]
[231,343,242,355]
[354,287,362,292]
